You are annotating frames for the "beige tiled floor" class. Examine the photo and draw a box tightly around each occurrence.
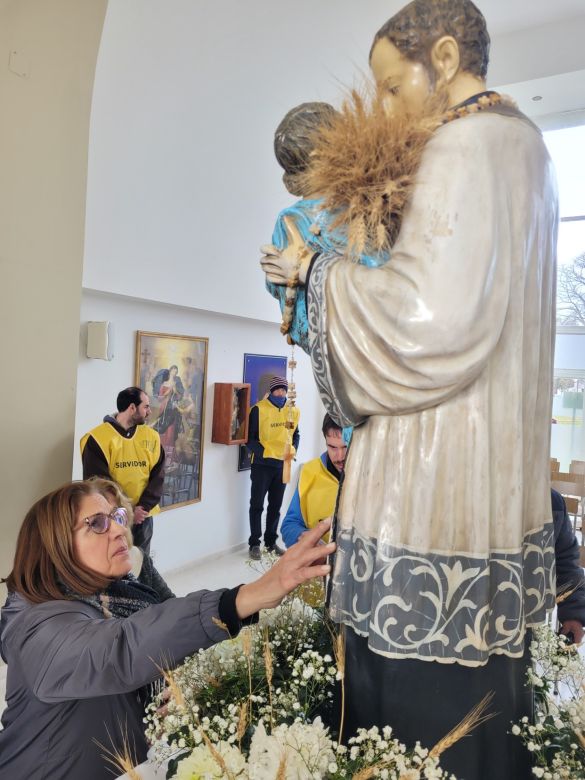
[162,544,259,595]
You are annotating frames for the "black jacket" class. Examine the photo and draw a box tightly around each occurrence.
[552,488,585,626]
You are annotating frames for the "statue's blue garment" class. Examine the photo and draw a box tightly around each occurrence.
[267,198,386,353]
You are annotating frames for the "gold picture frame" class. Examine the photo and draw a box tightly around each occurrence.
[135,331,208,510]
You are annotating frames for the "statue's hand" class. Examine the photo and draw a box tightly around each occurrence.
[259,243,290,285]
[260,216,313,286]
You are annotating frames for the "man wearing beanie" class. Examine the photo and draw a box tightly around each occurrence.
[246,375,300,560]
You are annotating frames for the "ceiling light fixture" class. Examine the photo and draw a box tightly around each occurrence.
[532,95,543,101]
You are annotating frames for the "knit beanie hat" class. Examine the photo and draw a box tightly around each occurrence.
[269,376,288,393]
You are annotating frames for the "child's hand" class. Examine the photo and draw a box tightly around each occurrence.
[260,217,312,286]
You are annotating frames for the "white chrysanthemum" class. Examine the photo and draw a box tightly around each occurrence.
[175,742,246,779]
[397,769,420,780]
[248,718,335,779]
[422,766,445,780]
[258,597,316,629]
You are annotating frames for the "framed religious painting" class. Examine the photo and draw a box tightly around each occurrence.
[135,331,208,509]
[237,352,287,472]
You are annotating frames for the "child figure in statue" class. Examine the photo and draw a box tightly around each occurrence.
[268,102,385,352]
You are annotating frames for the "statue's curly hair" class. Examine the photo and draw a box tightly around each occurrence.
[371,0,490,81]
[274,102,338,197]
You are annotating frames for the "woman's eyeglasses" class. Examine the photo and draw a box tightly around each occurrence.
[83,507,128,535]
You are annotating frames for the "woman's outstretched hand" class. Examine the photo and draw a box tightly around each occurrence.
[235,519,335,619]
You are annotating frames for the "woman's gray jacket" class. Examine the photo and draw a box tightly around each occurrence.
[0,588,231,779]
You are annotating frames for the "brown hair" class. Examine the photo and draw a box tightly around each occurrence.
[117,386,145,412]
[322,413,343,437]
[86,477,135,528]
[3,480,131,603]
[274,102,339,197]
[370,0,490,81]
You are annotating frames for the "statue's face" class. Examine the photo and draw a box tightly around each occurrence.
[370,38,432,116]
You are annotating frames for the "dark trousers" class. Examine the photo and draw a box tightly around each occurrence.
[342,628,533,780]
[132,516,153,556]
[248,464,286,548]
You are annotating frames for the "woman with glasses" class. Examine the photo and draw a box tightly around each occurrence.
[0,479,333,779]
[88,476,176,602]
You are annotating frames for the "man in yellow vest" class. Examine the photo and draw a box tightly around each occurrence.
[246,376,300,560]
[281,414,347,548]
[80,386,166,555]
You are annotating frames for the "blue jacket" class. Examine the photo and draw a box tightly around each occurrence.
[281,477,305,547]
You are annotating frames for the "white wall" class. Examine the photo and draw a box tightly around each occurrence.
[74,290,325,574]
[489,15,585,85]
[82,1,585,322]
[0,0,107,602]
[83,0,399,321]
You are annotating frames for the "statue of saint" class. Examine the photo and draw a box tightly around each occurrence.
[261,1,558,777]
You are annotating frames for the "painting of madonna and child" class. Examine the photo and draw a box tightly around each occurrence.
[135,331,208,508]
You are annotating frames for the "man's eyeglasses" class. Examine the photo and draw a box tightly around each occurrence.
[83,507,129,535]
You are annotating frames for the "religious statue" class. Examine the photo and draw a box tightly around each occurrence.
[260,1,558,777]
[267,102,386,352]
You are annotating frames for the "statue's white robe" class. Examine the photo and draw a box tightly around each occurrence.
[307,106,558,666]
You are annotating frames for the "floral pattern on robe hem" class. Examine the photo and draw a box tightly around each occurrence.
[328,523,556,667]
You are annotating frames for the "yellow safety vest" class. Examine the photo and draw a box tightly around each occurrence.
[299,456,339,539]
[80,422,161,514]
[255,399,300,462]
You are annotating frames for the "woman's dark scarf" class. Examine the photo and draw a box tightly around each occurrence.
[64,574,161,618]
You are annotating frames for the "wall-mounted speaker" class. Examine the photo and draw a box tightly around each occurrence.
[86,321,114,361]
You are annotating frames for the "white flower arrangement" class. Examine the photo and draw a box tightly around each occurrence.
[144,585,464,779]
[513,624,585,779]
